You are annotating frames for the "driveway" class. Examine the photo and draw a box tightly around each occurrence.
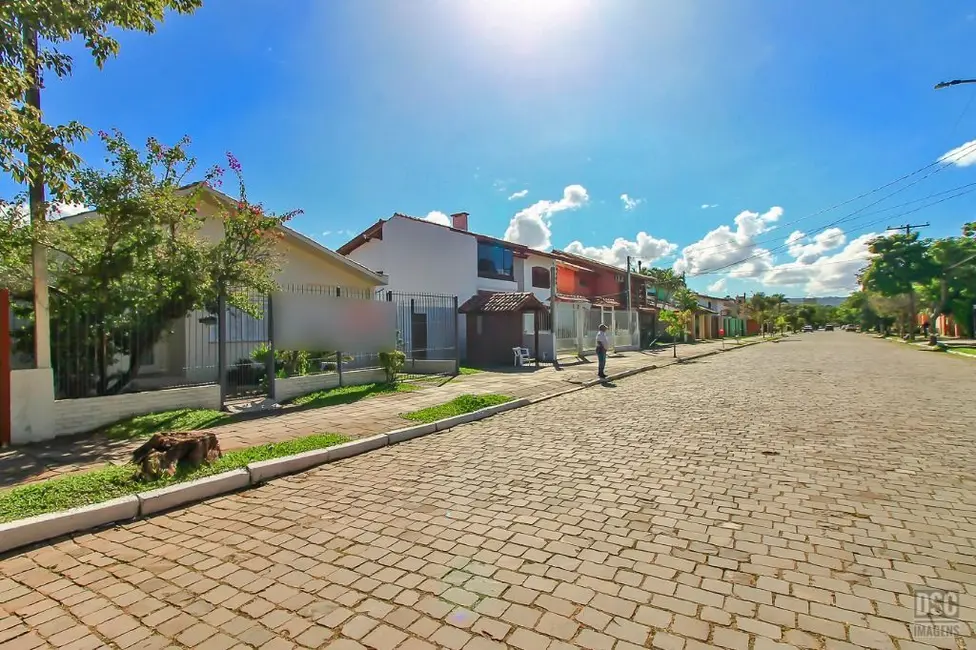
[0,334,973,649]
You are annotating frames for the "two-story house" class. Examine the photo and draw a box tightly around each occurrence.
[338,212,572,361]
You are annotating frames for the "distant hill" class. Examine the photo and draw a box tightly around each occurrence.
[786,296,847,307]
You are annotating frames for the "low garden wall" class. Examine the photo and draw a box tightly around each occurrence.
[402,359,456,374]
[274,368,387,403]
[10,369,57,445]
[53,384,222,438]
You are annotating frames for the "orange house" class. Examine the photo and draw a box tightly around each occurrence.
[918,312,965,337]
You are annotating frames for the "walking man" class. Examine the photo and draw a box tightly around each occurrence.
[596,323,609,380]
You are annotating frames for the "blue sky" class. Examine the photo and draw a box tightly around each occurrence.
[14,0,976,296]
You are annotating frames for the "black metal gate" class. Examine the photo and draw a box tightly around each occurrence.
[386,291,458,383]
[218,291,272,403]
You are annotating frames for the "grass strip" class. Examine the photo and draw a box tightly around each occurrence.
[0,433,348,523]
[401,394,513,424]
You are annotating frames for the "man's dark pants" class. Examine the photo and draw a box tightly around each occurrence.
[597,347,607,378]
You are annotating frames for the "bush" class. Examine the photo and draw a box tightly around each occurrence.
[379,350,406,383]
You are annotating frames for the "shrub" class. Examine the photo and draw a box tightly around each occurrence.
[379,350,406,383]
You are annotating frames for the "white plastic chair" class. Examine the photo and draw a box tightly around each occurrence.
[512,347,531,366]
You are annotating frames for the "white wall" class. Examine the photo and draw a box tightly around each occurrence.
[52,384,221,438]
[522,252,556,306]
[346,216,523,360]
[10,369,56,445]
[275,368,386,403]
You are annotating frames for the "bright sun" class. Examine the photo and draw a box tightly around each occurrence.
[457,0,590,48]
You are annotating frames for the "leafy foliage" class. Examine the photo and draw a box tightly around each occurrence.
[379,350,406,383]
[1,0,202,201]
[11,132,300,396]
[859,225,976,338]
[660,309,692,341]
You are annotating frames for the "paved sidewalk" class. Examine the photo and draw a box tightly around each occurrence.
[0,340,739,489]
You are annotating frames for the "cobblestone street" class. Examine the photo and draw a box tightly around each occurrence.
[1,334,974,649]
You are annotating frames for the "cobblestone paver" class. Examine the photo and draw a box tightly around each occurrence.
[0,342,730,489]
[1,334,974,649]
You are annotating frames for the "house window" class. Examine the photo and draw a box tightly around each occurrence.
[477,242,514,280]
[578,276,588,288]
[531,266,551,289]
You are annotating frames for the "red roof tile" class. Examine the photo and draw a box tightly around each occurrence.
[458,292,547,314]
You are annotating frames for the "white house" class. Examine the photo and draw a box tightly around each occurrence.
[338,213,559,360]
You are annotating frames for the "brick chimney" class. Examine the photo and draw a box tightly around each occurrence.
[450,212,469,231]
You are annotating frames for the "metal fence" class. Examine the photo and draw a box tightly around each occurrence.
[18,283,462,402]
[554,302,579,353]
[385,291,458,362]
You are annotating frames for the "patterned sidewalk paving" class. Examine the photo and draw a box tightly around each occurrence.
[0,340,736,489]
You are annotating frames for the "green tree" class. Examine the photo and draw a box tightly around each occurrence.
[639,267,685,303]
[861,233,938,340]
[747,292,773,337]
[672,287,699,340]
[916,231,976,341]
[13,132,300,397]
[2,0,201,201]
[660,309,692,356]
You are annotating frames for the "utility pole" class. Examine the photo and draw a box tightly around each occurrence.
[625,256,633,346]
[549,262,557,363]
[887,222,929,340]
[24,26,51,369]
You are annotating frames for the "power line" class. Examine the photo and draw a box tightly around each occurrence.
[687,144,976,277]
[688,139,976,255]
[687,185,976,277]
[684,179,976,257]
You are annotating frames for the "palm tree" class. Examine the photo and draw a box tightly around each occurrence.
[639,267,685,304]
[747,292,773,337]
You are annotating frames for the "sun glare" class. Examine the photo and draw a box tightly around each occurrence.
[458,0,591,49]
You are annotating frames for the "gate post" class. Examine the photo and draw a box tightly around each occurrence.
[267,292,276,401]
[452,295,460,375]
[336,351,343,387]
[1,289,11,447]
[217,292,227,408]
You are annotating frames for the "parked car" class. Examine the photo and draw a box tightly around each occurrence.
[824,324,834,331]
[802,325,814,333]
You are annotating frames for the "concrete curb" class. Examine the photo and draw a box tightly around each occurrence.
[387,423,437,444]
[0,342,764,555]
[137,469,250,516]
[946,349,976,360]
[328,434,390,462]
[0,496,139,555]
[247,448,333,484]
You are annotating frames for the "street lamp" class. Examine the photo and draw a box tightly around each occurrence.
[935,79,976,90]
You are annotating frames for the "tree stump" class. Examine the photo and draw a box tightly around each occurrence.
[132,431,221,481]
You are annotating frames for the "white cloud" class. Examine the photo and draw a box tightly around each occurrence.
[322,230,332,236]
[701,203,719,209]
[564,232,677,269]
[761,232,877,294]
[620,194,643,211]
[785,227,846,264]
[424,211,451,226]
[504,184,589,249]
[672,206,783,279]
[939,139,976,167]
[508,189,529,201]
[707,278,728,294]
